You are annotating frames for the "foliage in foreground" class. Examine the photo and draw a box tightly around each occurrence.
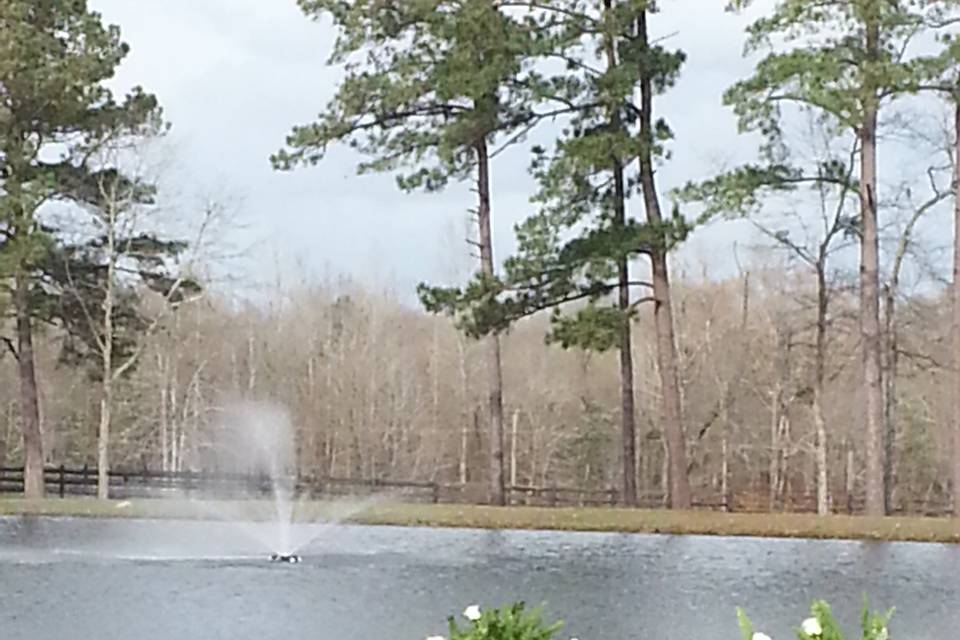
[738,598,893,640]
[427,598,893,640]
[428,603,563,640]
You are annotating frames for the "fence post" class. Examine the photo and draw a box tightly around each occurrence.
[432,482,440,504]
[59,465,65,498]
[82,464,89,494]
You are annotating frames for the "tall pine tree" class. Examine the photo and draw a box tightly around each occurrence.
[0,0,162,497]
[275,0,575,505]
[421,1,696,508]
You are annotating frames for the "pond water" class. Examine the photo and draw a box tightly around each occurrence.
[0,516,957,639]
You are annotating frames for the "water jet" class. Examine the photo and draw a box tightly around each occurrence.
[180,400,389,560]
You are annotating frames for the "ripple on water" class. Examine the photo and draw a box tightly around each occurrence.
[0,517,958,640]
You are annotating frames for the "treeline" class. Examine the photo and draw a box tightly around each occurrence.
[2,1,959,515]
[0,272,951,511]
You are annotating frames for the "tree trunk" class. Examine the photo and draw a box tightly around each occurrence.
[189,367,202,472]
[305,345,318,471]
[814,267,829,515]
[323,322,336,475]
[612,145,638,505]
[952,97,960,517]
[882,165,937,512]
[366,320,379,478]
[431,322,441,473]
[770,325,791,510]
[475,138,506,506]
[0,410,6,469]
[660,438,669,506]
[617,249,638,507]
[720,393,730,511]
[779,412,792,508]
[473,406,484,484]
[638,423,649,496]
[97,390,112,500]
[247,332,257,394]
[845,439,856,513]
[882,284,898,513]
[14,271,44,499]
[636,9,690,509]
[510,409,519,489]
[813,395,829,514]
[98,209,117,500]
[0,402,12,468]
[769,399,780,511]
[170,337,181,472]
[157,352,167,471]
[860,18,885,516]
[598,0,639,508]
[457,337,470,486]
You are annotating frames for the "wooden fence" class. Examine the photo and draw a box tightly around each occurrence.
[0,466,444,503]
[1,466,951,515]
[0,466,624,508]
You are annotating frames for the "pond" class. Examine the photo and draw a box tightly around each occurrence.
[0,516,957,639]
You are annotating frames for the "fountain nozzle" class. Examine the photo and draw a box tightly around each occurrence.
[269,553,301,564]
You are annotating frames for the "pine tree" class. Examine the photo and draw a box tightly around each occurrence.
[420,1,697,508]
[726,0,960,515]
[0,0,162,498]
[275,0,575,505]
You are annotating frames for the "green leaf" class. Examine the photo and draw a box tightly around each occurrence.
[736,607,754,640]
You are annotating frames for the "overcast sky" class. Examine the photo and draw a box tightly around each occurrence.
[84,1,836,300]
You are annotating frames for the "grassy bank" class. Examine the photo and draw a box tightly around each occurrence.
[1,497,959,543]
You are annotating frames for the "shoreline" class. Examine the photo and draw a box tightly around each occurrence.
[1,498,959,544]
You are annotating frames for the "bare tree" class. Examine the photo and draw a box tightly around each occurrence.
[6,227,960,515]
[953,93,960,517]
[62,157,218,498]
[882,149,954,512]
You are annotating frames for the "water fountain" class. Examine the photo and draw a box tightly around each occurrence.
[184,400,385,563]
[0,400,390,565]
[269,552,301,563]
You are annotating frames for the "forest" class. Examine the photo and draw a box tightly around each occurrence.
[1,0,959,518]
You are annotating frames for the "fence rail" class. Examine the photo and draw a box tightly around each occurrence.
[0,466,446,503]
[0,466,952,515]
[0,466,622,508]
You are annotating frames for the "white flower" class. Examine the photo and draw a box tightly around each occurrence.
[425,636,445,640]
[463,605,482,621]
[802,617,823,636]
[752,633,773,640]
[877,627,889,640]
